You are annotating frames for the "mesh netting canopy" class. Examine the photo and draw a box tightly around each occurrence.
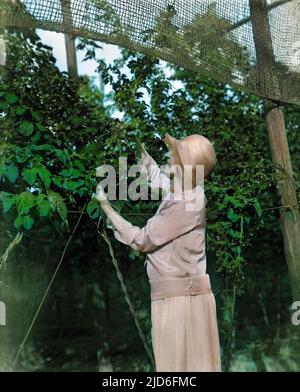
[1,0,300,105]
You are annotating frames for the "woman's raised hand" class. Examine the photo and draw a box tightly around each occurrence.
[95,183,109,205]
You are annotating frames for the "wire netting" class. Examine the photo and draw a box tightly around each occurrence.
[0,0,300,104]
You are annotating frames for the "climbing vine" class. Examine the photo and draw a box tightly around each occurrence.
[1,29,300,371]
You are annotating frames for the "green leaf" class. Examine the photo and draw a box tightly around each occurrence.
[223,308,232,323]
[36,123,46,132]
[32,144,52,151]
[0,162,7,180]
[0,191,15,213]
[19,121,34,136]
[87,198,100,219]
[15,148,28,163]
[220,130,231,140]
[36,193,46,203]
[31,111,42,121]
[37,166,51,188]
[253,200,262,217]
[57,200,68,220]
[228,229,241,238]
[231,198,243,208]
[48,191,62,208]
[38,200,52,217]
[73,160,85,171]
[5,93,18,104]
[54,149,68,164]
[59,168,82,178]
[23,167,37,185]
[77,187,89,197]
[6,165,18,183]
[14,215,23,229]
[16,192,36,215]
[64,179,84,191]
[235,246,241,256]
[47,191,68,221]
[52,177,63,188]
[15,106,26,115]
[23,215,34,230]
[227,208,240,223]
[71,116,84,127]
[129,249,140,261]
[14,214,34,230]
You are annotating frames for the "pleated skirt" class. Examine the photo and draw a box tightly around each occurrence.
[151,293,221,372]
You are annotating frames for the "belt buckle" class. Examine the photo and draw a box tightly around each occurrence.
[188,280,198,296]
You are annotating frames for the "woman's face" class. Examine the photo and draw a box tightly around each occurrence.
[163,133,196,191]
[168,149,181,168]
[163,148,183,182]
[164,134,182,169]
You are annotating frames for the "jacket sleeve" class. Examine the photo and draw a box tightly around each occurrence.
[139,151,170,193]
[110,199,198,253]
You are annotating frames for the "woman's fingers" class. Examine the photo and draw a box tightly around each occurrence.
[96,183,108,202]
[96,165,107,177]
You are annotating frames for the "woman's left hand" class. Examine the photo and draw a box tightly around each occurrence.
[95,183,109,207]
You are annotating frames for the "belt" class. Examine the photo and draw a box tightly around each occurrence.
[149,274,212,301]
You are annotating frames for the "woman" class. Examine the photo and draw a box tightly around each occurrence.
[95,133,221,372]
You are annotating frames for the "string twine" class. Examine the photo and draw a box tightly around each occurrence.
[10,202,154,371]
[0,232,23,273]
[11,204,86,370]
[98,225,155,371]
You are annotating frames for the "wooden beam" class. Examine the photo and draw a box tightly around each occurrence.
[61,0,78,78]
[249,0,300,301]
[230,0,292,32]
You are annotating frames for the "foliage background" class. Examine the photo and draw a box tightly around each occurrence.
[0,30,300,371]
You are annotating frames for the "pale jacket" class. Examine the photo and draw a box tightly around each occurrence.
[109,151,208,295]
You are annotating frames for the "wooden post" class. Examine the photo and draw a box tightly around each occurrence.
[249,0,300,300]
[61,0,78,78]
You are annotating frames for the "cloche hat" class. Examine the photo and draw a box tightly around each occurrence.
[164,133,217,186]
